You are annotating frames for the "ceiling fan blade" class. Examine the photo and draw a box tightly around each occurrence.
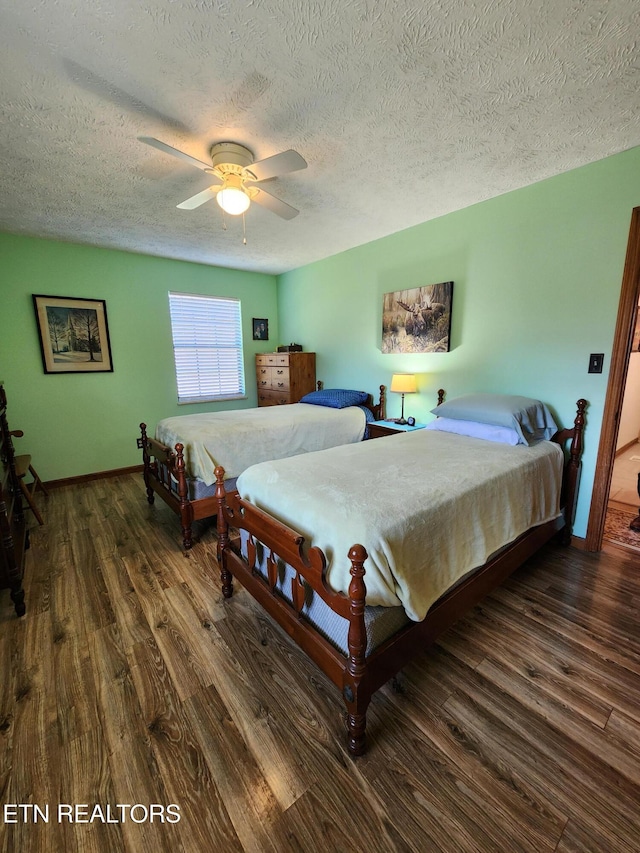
[251,187,299,220]
[177,186,220,209]
[138,136,212,172]
[245,149,307,182]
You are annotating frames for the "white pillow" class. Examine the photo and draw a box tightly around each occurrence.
[425,417,521,445]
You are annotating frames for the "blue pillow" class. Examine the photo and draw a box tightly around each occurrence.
[300,388,369,409]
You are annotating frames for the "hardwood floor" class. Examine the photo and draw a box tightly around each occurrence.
[2,473,640,852]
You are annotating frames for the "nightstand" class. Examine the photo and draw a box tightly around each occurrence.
[368,420,427,439]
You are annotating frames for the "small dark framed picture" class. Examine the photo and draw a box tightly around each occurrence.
[33,294,114,374]
[252,318,269,341]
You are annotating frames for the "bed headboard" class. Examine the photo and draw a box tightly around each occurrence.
[364,385,386,421]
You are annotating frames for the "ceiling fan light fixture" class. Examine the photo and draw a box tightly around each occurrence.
[216,174,250,216]
[140,137,306,220]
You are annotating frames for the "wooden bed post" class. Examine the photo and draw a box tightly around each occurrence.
[561,398,587,545]
[378,385,386,421]
[138,423,155,505]
[173,443,193,550]
[344,544,370,756]
[214,466,233,599]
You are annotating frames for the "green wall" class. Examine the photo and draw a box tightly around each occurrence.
[277,146,640,538]
[0,235,277,480]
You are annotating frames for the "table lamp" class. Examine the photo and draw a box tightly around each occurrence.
[390,373,417,424]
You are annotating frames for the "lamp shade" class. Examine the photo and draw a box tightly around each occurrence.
[390,373,417,394]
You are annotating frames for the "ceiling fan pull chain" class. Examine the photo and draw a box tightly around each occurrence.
[222,209,227,231]
[243,212,247,245]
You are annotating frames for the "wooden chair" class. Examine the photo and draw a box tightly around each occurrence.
[10,430,48,525]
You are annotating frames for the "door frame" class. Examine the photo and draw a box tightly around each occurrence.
[586,207,640,550]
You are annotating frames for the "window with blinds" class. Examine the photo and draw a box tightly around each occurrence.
[168,292,245,404]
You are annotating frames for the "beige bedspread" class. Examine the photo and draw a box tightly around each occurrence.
[236,430,564,621]
[155,403,367,484]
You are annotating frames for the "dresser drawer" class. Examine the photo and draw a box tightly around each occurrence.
[257,389,289,406]
[256,354,284,367]
[256,366,290,390]
[256,365,271,384]
[256,353,290,366]
[271,366,289,386]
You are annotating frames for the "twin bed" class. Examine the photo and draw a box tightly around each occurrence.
[139,384,386,548]
[212,391,587,755]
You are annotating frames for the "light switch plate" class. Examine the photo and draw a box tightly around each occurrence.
[588,353,604,373]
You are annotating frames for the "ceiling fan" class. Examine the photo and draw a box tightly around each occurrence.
[139,137,307,219]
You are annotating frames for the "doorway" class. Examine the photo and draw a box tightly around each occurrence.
[586,207,640,550]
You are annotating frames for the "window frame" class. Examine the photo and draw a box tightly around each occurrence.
[168,291,246,405]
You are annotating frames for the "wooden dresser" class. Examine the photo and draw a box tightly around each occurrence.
[256,352,316,406]
[0,384,27,617]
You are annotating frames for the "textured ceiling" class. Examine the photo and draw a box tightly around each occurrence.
[1,0,639,275]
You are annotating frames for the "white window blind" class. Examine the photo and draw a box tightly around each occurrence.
[168,292,245,404]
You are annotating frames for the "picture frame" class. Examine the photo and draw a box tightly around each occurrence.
[382,281,454,354]
[252,318,269,341]
[32,294,114,374]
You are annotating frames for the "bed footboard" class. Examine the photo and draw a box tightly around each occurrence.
[214,466,372,755]
[138,423,223,550]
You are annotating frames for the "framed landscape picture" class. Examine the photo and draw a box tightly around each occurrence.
[382,281,454,354]
[33,294,114,373]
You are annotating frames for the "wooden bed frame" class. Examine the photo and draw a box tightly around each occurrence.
[214,395,587,756]
[138,383,386,549]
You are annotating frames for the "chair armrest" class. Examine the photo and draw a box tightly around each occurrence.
[9,430,24,438]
